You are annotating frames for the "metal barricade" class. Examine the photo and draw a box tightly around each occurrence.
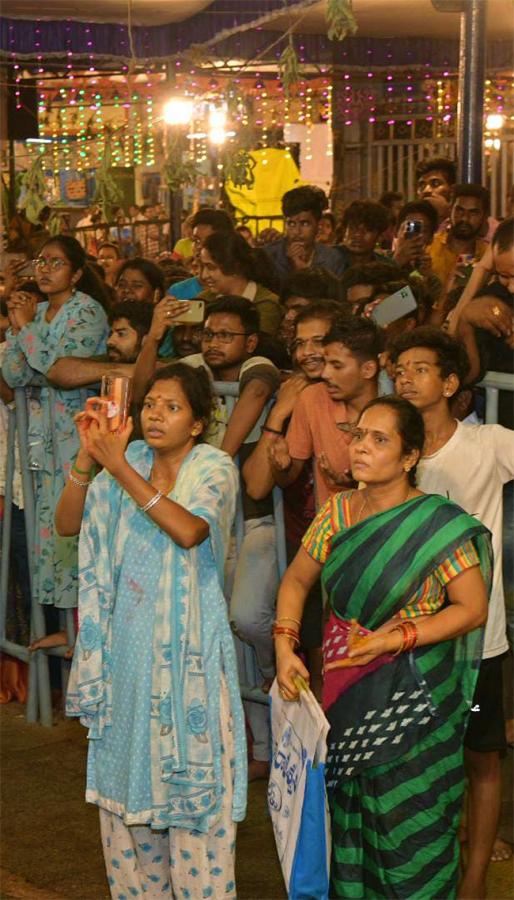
[1,378,288,723]
[478,372,514,425]
[3,371,511,726]
[214,381,287,707]
[0,389,52,726]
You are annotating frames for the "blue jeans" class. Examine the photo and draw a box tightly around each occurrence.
[226,516,279,762]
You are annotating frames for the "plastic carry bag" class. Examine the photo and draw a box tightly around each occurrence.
[268,677,331,900]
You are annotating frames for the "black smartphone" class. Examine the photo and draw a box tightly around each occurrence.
[405,220,423,238]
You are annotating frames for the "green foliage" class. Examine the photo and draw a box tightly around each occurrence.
[48,205,67,236]
[326,0,358,41]
[279,37,300,97]
[163,133,199,194]
[93,132,123,220]
[222,147,256,189]
[19,154,48,224]
[1,174,12,224]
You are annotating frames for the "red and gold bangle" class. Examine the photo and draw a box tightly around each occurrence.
[272,625,300,647]
[391,620,418,655]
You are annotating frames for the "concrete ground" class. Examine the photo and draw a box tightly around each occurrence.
[1,700,512,900]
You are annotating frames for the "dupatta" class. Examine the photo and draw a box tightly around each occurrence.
[66,440,247,831]
[320,493,492,788]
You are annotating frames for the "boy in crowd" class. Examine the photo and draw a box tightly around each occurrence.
[392,326,514,897]
[416,156,456,205]
[263,185,347,285]
[337,200,393,268]
[269,316,381,507]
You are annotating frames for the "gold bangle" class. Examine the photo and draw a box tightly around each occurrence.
[274,616,302,628]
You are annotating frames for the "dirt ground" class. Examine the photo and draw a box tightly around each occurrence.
[1,700,512,900]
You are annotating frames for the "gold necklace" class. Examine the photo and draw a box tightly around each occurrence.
[356,485,412,524]
[355,492,368,523]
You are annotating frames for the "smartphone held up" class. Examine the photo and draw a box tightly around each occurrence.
[100,375,132,433]
[404,220,423,238]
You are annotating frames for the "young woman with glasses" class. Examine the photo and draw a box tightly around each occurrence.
[2,235,110,610]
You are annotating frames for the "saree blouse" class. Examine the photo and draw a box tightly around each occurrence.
[302,491,480,619]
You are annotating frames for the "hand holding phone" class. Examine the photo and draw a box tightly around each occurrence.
[100,375,132,433]
[172,299,205,324]
[404,220,423,238]
[369,285,418,327]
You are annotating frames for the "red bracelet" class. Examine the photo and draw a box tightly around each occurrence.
[391,620,418,655]
[272,625,300,647]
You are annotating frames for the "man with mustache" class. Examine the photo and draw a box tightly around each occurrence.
[428,184,489,295]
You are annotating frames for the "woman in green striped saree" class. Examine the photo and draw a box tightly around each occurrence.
[274,396,492,899]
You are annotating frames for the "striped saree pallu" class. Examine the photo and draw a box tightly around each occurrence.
[320,494,492,899]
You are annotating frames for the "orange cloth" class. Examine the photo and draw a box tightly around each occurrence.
[286,382,352,508]
[0,653,28,703]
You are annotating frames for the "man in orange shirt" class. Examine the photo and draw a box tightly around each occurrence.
[428,184,489,296]
[269,316,381,508]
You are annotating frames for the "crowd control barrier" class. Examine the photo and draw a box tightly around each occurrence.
[2,373,512,725]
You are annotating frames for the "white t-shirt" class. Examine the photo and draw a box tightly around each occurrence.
[417,420,514,659]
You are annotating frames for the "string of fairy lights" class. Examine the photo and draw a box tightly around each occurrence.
[9,42,513,179]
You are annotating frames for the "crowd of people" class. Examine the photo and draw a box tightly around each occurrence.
[0,156,513,900]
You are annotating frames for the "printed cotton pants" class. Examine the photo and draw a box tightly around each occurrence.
[99,688,237,899]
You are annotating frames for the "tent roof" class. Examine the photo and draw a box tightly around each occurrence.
[2,0,512,38]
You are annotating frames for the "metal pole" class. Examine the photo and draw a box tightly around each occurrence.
[0,408,16,637]
[15,389,52,727]
[458,0,487,183]
[8,138,16,219]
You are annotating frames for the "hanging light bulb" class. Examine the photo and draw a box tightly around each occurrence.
[485,113,504,131]
[209,104,227,128]
[208,127,227,145]
[163,97,194,126]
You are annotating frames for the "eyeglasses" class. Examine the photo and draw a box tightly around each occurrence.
[34,256,71,271]
[201,329,248,344]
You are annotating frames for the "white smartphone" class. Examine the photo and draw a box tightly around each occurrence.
[173,299,205,325]
[371,285,417,327]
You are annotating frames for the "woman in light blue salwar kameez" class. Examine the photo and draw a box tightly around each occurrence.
[61,363,247,900]
[2,236,109,609]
